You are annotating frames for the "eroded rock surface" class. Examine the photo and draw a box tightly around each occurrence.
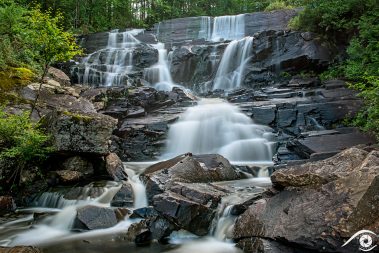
[233,147,379,252]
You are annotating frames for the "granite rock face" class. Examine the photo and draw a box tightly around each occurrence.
[233,147,379,252]
[154,9,297,44]
[44,110,117,155]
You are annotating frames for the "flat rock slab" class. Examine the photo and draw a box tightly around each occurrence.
[293,132,375,158]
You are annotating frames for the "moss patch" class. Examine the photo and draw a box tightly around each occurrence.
[62,111,94,124]
[0,68,34,92]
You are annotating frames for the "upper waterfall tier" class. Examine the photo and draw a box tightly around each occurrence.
[198,14,245,41]
[154,9,297,44]
[72,29,158,87]
[161,99,276,162]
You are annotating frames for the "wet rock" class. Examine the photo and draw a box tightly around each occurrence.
[130,206,159,219]
[152,182,227,236]
[44,110,117,155]
[0,246,42,253]
[105,153,128,181]
[155,9,297,44]
[111,183,134,208]
[233,148,379,252]
[0,196,16,213]
[75,205,118,230]
[251,106,276,125]
[142,154,240,202]
[290,131,375,159]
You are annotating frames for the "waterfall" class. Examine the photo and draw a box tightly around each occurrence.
[198,16,212,40]
[78,29,143,87]
[197,14,245,42]
[143,42,177,91]
[211,14,245,41]
[213,37,254,91]
[162,99,275,162]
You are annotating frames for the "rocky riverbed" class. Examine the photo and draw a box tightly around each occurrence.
[0,8,378,253]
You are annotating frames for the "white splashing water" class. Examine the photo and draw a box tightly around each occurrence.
[143,42,178,91]
[213,37,254,91]
[162,98,275,162]
[78,29,144,87]
[4,182,123,246]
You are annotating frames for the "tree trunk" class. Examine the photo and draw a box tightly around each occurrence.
[30,64,49,119]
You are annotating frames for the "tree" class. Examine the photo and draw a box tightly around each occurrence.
[25,7,82,117]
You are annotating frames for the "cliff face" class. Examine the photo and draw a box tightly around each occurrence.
[153,9,298,43]
[75,9,332,91]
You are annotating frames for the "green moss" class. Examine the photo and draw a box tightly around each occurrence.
[62,111,94,124]
[0,68,34,92]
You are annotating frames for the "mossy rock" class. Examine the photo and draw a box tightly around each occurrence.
[0,68,35,92]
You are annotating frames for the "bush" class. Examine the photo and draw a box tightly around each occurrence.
[265,1,293,11]
[0,109,53,189]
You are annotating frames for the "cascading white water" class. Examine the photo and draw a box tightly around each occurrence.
[211,14,245,42]
[198,16,212,40]
[143,43,177,91]
[212,37,254,91]
[124,165,148,209]
[198,14,245,42]
[78,29,143,87]
[162,99,275,162]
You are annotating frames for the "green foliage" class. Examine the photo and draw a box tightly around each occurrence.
[0,109,53,187]
[294,0,379,139]
[25,7,83,67]
[265,1,293,12]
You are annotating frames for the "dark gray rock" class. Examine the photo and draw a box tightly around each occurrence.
[233,148,379,252]
[43,110,117,155]
[75,205,118,230]
[111,183,134,208]
[290,131,375,159]
[142,154,240,203]
[152,182,227,236]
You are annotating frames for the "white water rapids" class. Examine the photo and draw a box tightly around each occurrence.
[162,98,276,163]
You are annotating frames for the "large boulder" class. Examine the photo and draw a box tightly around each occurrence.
[152,182,227,236]
[74,205,118,230]
[142,153,241,202]
[233,147,379,252]
[43,110,117,155]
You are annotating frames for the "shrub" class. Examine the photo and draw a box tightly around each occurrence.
[0,109,53,188]
[265,1,293,11]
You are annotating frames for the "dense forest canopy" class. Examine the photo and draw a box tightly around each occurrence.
[14,0,307,32]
